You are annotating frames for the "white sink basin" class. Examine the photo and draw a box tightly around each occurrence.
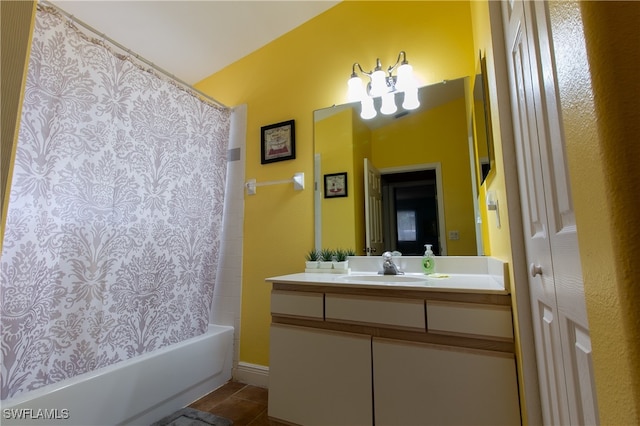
[337,274,429,283]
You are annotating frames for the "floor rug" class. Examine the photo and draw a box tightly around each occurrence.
[150,407,233,426]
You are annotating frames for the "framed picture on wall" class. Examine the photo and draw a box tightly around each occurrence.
[324,172,348,198]
[261,119,296,164]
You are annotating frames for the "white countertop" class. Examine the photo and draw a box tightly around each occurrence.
[266,271,509,295]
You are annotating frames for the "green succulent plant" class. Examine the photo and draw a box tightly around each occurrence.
[319,248,335,262]
[334,249,348,262]
[305,249,319,262]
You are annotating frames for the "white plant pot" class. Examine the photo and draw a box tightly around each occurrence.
[305,261,319,269]
[319,261,334,269]
[333,260,349,270]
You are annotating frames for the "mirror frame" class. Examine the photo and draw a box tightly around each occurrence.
[313,77,484,256]
[475,51,496,186]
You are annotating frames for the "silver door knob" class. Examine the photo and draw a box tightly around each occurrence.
[530,263,543,277]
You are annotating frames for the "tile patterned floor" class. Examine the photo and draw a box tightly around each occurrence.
[189,381,277,425]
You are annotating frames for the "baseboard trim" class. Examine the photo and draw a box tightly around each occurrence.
[233,362,269,388]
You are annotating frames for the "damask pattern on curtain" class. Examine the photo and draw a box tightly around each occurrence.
[1,7,230,400]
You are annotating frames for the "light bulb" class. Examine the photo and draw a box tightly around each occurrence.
[380,92,397,115]
[360,97,376,120]
[347,76,364,102]
[370,69,387,97]
[402,87,420,110]
[395,63,415,92]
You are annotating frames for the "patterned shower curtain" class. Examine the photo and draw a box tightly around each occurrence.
[1,6,230,400]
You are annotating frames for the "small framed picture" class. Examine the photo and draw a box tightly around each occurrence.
[324,172,348,198]
[261,119,296,164]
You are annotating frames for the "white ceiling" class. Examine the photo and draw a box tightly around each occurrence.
[50,0,340,84]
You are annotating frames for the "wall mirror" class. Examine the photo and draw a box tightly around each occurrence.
[314,77,485,257]
[474,53,495,186]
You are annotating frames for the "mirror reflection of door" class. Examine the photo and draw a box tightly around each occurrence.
[364,158,384,255]
[382,170,441,255]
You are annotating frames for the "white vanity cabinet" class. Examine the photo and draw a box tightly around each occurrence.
[269,288,372,425]
[267,277,521,425]
[373,337,521,425]
[269,324,372,426]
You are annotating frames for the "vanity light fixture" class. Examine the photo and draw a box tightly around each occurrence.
[347,51,420,120]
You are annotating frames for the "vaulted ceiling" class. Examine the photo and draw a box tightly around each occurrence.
[50,1,340,84]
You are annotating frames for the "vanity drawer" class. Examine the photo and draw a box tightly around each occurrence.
[271,290,324,319]
[426,301,513,340]
[325,294,425,331]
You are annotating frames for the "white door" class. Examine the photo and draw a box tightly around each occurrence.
[364,158,384,255]
[502,1,599,424]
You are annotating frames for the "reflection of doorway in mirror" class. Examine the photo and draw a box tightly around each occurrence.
[382,170,441,255]
[397,210,417,242]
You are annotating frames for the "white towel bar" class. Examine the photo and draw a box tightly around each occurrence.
[245,172,304,195]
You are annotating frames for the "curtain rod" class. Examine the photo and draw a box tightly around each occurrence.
[40,0,229,110]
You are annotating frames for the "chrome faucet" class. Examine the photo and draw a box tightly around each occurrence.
[379,251,404,275]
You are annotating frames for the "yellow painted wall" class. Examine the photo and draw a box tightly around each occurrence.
[196,1,476,366]
[562,2,640,423]
[0,0,37,246]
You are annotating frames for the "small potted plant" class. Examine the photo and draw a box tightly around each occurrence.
[333,248,350,271]
[319,248,335,269]
[305,249,319,270]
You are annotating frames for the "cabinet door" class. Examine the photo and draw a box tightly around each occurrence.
[373,337,521,426]
[269,324,373,426]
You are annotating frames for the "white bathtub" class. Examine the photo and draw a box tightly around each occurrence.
[1,324,234,426]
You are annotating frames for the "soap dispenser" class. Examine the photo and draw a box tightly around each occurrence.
[422,244,435,274]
